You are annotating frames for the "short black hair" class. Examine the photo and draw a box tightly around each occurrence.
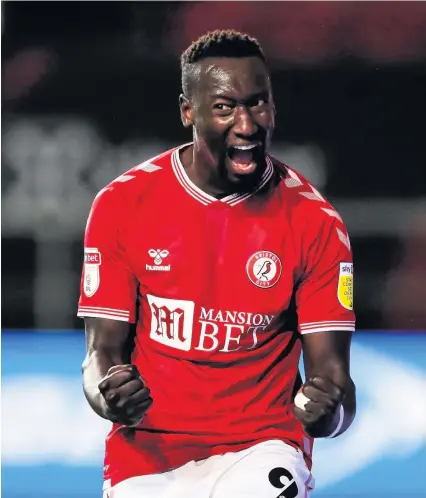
[181,29,267,98]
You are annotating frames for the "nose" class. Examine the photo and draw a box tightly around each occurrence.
[233,105,258,137]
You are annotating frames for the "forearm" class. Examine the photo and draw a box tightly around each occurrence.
[82,317,132,419]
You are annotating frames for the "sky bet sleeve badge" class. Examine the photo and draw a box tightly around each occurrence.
[338,262,354,310]
[83,248,102,297]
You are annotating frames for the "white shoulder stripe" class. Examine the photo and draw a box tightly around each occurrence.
[284,167,350,251]
[309,185,326,202]
[135,162,162,173]
[284,168,304,188]
[321,208,343,222]
[336,227,351,250]
[114,174,135,182]
[134,148,171,172]
[299,191,323,201]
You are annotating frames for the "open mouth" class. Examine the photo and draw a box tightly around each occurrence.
[227,144,261,174]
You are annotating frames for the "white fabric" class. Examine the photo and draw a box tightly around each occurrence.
[327,404,345,439]
[103,440,314,498]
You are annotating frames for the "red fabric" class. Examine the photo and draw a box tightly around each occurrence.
[78,145,355,485]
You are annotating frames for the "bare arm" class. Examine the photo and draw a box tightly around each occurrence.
[82,317,151,423]
[294,330,356,438]
[82,317,132,419]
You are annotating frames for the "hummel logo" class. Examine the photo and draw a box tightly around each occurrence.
[148,249,169,264]
[147,249,171,272]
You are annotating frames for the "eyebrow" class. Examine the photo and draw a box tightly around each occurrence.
[209,91,268,101]
[209,92,234,99]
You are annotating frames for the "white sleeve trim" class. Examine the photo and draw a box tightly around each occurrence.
[300,326,355,334]
[77,311,131,322]
[301,320,355,327]
[78,305,129,317]
[78,305,129,315]
[77,305,132,322]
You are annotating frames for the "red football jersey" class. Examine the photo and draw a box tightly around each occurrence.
[78,144,355,486]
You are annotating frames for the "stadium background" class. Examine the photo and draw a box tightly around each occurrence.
[2,2,426,497]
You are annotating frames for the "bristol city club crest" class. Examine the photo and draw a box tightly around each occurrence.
[246,251,283,289]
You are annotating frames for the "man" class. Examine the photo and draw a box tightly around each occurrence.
[79,30,356,498]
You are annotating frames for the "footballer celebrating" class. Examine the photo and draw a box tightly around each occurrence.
[79,30,356,498]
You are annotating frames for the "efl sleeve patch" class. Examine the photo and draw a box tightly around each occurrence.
[338,262,354,311]
[83,248,102,297]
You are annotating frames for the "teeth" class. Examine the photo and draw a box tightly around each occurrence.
[232,144,258,150]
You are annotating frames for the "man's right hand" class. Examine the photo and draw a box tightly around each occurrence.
[98,365,153,426]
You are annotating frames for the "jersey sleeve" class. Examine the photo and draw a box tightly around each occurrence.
[77,186,138,323]
[296,215,355,334]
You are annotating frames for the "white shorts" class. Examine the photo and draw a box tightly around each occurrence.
[103,439,315,498]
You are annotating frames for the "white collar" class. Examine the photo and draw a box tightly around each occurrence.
[171,143,274,207]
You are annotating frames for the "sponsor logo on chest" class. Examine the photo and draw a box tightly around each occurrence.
[147,294,275,353]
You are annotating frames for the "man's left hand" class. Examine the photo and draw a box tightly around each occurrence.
[293,376,344,438]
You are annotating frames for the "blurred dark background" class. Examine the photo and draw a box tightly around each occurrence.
[2,1,426,330]
[2,4,426,498]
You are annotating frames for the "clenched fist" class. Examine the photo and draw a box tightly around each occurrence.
[293,376,344,438]
[98,365,153,426]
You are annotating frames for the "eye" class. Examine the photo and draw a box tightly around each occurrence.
[214,103,233,111]
[251,98,268,107]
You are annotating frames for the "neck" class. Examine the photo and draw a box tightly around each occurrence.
[179,144,233,199]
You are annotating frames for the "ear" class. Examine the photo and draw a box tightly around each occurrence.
[179,94,194,128]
